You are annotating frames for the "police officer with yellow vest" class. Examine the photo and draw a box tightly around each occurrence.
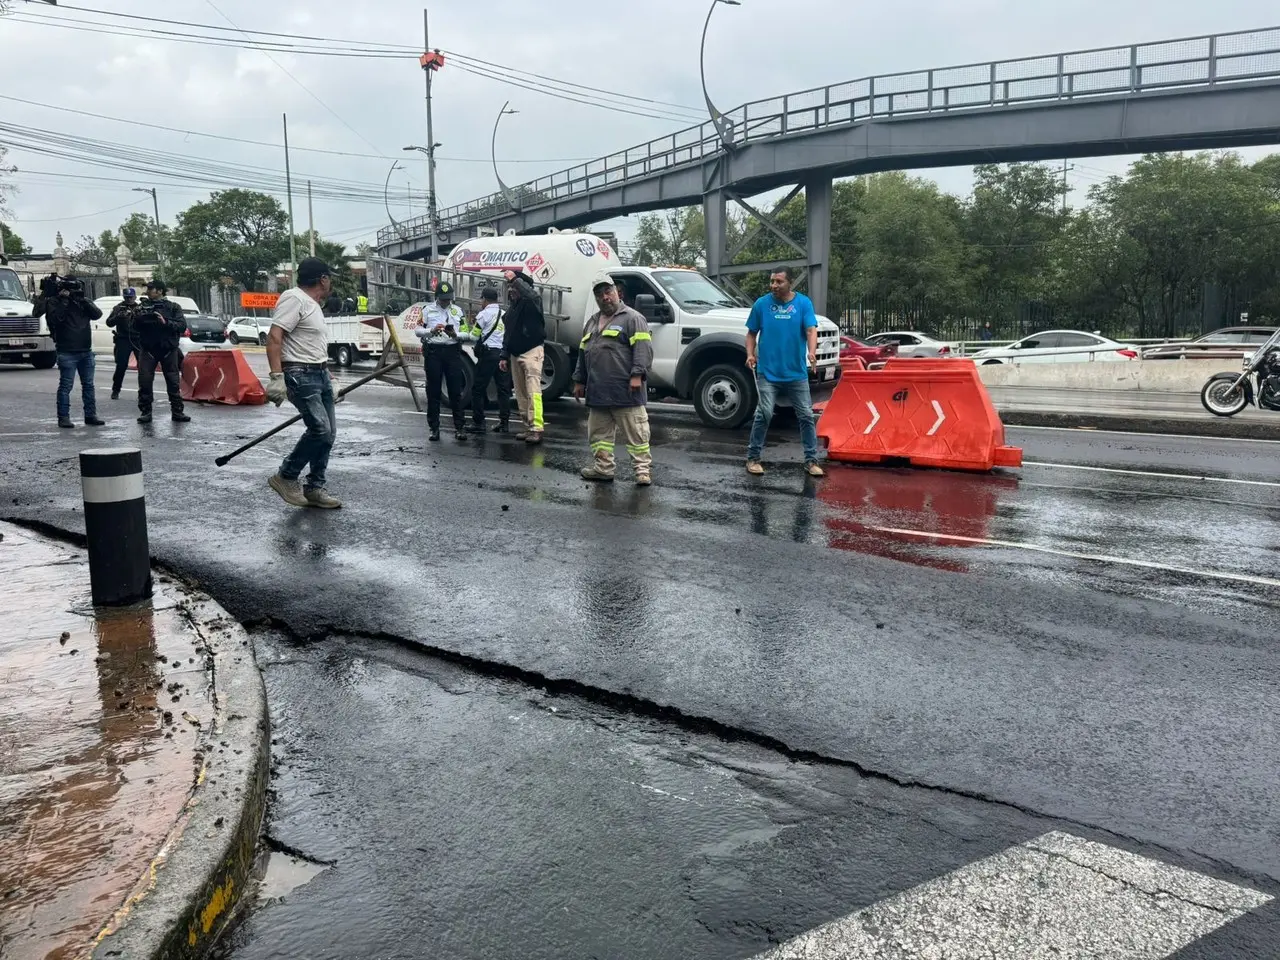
[463,286,513,433]
[573,273,654,485]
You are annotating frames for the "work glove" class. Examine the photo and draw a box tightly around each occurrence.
[267,372,287,407]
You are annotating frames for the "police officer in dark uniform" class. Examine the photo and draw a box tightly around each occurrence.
[134,279,191,424]
[106,287,141,399]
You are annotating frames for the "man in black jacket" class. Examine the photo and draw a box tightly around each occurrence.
[497,269,547,444]
[105,287,141,399]
[134,279,191,424]
[34,275,104,429]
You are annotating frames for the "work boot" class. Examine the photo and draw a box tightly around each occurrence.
[496,420,510,434]
[524,431,544,445]
[110,390,120,400]
[84,417,105,427]
[304,488,343,510]
[468,421,488,434]
[805,461,826,478]
[429,428,441,442]
[137,412,153,424]
[635,473,652,487]
[581,465,614,482]
[57,417,74,429]
[455,430,469,443]
[746,460,765,476]
[172,412,191,423]
[268,474,308,507]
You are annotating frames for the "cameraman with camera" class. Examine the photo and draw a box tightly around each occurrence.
[34,273,104,429]
[106,287,141,399]
[134,279,191,424]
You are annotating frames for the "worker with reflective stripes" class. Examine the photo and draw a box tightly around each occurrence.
[356,294,368,314]
[572,273,654,486]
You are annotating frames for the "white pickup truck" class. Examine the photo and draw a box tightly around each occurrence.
[0,266,56,369]
[381,232,843,428]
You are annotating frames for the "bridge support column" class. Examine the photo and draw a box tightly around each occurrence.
[805,175,832,317]
[702,189,727,285]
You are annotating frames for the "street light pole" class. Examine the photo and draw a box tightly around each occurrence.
[700,0,740,150]
[491,101,520,214]
[283,113,297,286]
[132,186,164,274]
[423,8,438,264]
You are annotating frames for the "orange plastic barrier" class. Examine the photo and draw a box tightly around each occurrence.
[179,349,267,405]
[817,358,1021,471]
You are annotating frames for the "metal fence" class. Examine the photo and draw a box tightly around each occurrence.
[378,25,1280,247]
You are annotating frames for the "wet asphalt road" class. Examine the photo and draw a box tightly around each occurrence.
[1,361,1279,958]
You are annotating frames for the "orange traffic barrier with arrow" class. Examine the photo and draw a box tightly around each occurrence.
[179,349,267,405]
[816,358,1021,472]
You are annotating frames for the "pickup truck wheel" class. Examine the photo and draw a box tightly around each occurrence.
[31,352,57,370]
[228,332,241,345]
[693,363,756,430]
[335,345,354,367]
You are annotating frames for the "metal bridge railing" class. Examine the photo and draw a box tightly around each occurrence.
[378,25,1280,248]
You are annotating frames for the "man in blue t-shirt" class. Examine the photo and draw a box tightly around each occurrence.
[744,267,824,477]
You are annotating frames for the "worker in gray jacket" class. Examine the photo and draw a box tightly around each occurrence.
[572,273,654,486]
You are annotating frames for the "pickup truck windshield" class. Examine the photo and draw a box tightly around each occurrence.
[651,271,739,312]
[0,269,27,301]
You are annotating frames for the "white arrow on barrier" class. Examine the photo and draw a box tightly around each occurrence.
[863,401,880,435]
[927,399,946,436]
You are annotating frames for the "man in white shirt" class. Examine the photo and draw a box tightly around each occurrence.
[466,286,512,433]
[414,281,469,443]
[265,257,342,509]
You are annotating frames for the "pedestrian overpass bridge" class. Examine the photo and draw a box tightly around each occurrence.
[376,25,1280,313]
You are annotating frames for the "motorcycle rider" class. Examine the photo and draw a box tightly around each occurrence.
[134,279,191,424]
[414,281,469,443]
[106,287,141,399]
[34,274,104,429]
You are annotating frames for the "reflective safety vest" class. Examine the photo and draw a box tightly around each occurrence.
[356,295,368,314]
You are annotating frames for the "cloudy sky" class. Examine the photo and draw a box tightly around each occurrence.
[1,0,1277,256]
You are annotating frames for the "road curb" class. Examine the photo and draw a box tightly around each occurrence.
[86,580,269,958]
[1002,410,1280,440]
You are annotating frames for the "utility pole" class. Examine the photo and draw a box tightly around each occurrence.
[307,180,316,256]
[132,186,164,274]
[0,220,7,263]
[1061,159,1074,214]
[423,8,438,265]
[283,113,297,286]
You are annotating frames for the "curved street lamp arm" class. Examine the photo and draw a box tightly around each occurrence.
[700,0,737,150]
[383,161,412,244]
[491,101,521,214]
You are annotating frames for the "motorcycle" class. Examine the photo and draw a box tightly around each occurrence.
[1200,328,1280,417]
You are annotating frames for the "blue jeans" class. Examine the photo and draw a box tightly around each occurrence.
[279,368,336,491]
[747,376,819,463]
[56,351,97,421]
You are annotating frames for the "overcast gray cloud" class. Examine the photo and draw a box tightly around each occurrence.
[1,0,1277,254]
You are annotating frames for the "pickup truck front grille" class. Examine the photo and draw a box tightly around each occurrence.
[0,317,39,336]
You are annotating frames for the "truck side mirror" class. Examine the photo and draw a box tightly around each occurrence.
[634,294,671,323]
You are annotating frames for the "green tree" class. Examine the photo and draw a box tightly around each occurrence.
[98,212,163,263]
[294,234,356,300]
[169,189,289,293]
[1,223,29,257]
[68,233,114,271]
[633,208,706,266]
[852,173,966,304]
[963,163,1067,303]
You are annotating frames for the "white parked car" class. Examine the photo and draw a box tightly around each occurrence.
[227,315,272,346]
[864,331,958,358]
[971,330,1139,364]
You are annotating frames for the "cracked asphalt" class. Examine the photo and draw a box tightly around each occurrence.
[1,359,1278,958]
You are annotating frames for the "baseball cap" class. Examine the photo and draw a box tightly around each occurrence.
[297,257,332,286]
[146,279,167,293]
[480,286,498,302]
[123,287,137,298]
[591,272,616,292]
[436,281,454,299]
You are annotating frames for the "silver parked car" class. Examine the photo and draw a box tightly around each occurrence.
[971,330,1139,364]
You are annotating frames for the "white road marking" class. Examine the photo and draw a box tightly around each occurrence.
[863,524,1280,588]
[1025,460,1280,489]
[1010,424,1280,444]
[927,399,945,436]
[756,831,1271,960]
[863,402,880,435]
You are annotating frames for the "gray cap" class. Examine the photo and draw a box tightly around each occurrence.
[590,272,615,292]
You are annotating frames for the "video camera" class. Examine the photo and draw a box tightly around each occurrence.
[40,274,85,298]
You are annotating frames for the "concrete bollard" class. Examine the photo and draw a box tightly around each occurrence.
[80,447,152,606]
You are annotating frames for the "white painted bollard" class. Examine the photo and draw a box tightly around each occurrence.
[80,447,151,606]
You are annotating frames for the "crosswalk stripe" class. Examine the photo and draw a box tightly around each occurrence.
[755,832,1270,959]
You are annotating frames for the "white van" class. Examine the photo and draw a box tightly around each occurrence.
[91,295,201,353]
[404,231,843,428]
[0,265,56,369]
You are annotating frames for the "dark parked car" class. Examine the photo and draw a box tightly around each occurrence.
[179,315,232,355]
[1142,327,1278,361]
[840,336,897,367]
